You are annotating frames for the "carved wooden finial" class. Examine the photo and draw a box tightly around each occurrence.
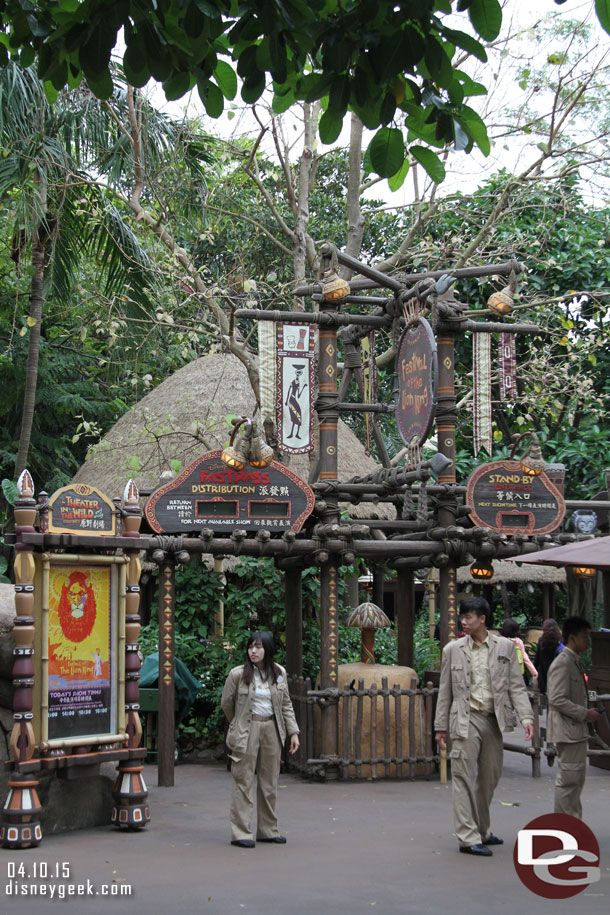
[123,479,139,505]
[17,469,34,499]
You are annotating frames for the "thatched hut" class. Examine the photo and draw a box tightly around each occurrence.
[72,352,393,523]
[455,559,566,624]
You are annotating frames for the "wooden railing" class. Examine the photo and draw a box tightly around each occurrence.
[287,675,438,780]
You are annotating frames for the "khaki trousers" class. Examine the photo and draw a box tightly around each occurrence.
[230,718,282,842]
[450,711,503,847]
[554,740,587,819]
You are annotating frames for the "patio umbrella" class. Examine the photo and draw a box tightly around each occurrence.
[506,535,610,570]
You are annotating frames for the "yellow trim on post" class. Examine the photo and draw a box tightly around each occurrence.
[40,555,50,744]
[118,560,126,735]
[44,733,129,750]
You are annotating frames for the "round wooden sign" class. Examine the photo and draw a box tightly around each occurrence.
[466,460,566,535]
[394,317,437,447]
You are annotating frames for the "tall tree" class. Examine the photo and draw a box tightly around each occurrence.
[0,64,156,476]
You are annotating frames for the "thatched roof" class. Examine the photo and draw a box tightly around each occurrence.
[72,352,394,521]
[455,559,565,585]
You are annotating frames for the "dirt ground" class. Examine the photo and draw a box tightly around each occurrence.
[1,749,608,915]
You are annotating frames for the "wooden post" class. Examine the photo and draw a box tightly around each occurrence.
[284,567,303,677]
[435,330,458,790]
[396,563,415,668]
[345,567,360,608]
[316,256,341,777]
[603,469,610,628]
[542,583,551,622]
[213,556,225,639]
[111,479,150,830]
[437,334,458,646]
[319,562,339,773]
[1,469,42,849]
[372,565,385,608]
[427,570,436,639]
[157,561,176,787]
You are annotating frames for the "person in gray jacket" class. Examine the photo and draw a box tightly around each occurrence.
[221,631,300,848]
[434,597,534,857]
[547,616,601,819]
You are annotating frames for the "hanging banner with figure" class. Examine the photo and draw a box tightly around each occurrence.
[277,323,315,454]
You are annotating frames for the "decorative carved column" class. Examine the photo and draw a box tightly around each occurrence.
[316,255,342,774]
[1,469,42,848]
[436,335,458,645]
[157,560,176,787]
[603,469,610,628]
[111,480,150,830]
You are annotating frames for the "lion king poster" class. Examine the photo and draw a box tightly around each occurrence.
[47,562,117,741]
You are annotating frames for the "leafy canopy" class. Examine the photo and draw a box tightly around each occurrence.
[2,2,608,183]
[0,0,559,184]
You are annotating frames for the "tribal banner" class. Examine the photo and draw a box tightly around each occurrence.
[498,332,517,402]
[277,323,315,454]
[473,333,492,456]
[361,331,377,455]
[258,320,277,422]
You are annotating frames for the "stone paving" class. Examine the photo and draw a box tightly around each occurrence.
[1,750,608,915]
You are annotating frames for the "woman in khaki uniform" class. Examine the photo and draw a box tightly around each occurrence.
[221,631,300,847]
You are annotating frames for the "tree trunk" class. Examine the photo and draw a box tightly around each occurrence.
[14,226,46,479]
[343,113,365,274]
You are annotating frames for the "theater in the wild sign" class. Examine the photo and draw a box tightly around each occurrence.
[145,451,314,534]
[466,460,566,535]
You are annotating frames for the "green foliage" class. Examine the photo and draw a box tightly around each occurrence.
[0,0,501,180]
[139,558,327,745]
[139,559,440,747]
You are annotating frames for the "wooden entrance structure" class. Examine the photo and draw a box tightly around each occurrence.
[6,243,610,845]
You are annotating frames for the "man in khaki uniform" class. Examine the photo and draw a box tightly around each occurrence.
[547,616,601,819]
[435,597,533,856]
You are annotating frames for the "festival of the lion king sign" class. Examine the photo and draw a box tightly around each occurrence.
[466,460,566,535]
[145,451,315,534]
[394,317,437,448]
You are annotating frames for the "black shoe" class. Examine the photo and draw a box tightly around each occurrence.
[231,839,255,848]
[459,844,493,857]
[483,834,503,846]
[257,836,287,844]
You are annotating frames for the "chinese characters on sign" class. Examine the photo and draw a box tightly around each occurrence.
[145,451,315,534]
[466,460,566,535]
[46,484,117,536]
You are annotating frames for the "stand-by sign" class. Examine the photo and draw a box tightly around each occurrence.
[466,460,565,535]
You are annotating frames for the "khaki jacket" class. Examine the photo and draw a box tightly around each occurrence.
[221,664,299,755]
[547,648,589,744]
[434,633,533,739]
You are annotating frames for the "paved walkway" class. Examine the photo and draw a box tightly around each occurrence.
[1,751,608,915]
